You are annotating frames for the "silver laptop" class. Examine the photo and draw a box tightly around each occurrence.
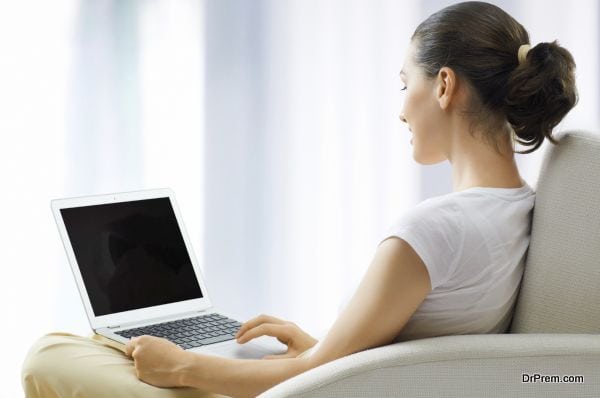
[52,188,285,359]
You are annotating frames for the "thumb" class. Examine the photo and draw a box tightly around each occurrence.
[125,337,137,357]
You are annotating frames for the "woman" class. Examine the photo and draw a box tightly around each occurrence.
[22,2,578,397]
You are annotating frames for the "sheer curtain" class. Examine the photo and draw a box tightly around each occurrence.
[202,0,420,338]
[0,1,76,394]
[58,0,205,332]
[0,0,204,395]
[0,1,598,396]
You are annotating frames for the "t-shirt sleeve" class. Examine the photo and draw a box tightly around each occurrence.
[379,199,465,290]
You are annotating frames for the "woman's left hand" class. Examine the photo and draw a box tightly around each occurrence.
[125,335,191,388]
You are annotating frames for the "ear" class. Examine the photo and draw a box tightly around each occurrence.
[435,67,457,110]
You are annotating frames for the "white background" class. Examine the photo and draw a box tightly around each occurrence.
[0,1,598,396]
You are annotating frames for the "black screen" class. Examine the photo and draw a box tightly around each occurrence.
[61,197,203,316]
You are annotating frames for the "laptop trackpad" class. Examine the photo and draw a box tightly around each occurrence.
[192,337,287,360]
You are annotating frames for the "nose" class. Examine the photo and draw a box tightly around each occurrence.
[399,114,407,124]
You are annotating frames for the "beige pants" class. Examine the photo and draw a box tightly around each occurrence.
[21,333,228,398]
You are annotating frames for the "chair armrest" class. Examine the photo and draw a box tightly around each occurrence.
[259,334,600,397]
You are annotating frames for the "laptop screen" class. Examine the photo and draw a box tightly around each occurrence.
[60,197,203,316]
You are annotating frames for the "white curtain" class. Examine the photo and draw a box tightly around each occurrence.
[58,0,205,330]
[0,0,204,394]
[202,0,420,337]
[0,1,598,396]
[0,0,77,394]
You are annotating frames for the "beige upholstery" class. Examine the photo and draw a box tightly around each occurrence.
[511,131,600,333]
[260,130,600,397]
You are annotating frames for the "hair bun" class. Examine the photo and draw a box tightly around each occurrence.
[505,40,578,153]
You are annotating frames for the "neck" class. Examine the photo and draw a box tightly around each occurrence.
[447,126,523,192]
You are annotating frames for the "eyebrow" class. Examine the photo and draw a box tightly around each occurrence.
[399,70,406,77]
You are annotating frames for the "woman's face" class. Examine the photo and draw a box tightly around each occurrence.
[399,42,448,164]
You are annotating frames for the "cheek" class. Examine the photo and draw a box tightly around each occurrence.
[402,90,428,131]
[401,92,417,125]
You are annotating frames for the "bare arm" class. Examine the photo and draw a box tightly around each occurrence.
[126,330,313,398]
[128,237,431,397]
[307,237,431,367]
[180,353,311,398]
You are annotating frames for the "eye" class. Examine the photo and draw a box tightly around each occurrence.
[400,86,407,91]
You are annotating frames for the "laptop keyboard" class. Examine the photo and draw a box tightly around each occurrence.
[115,313,242,350]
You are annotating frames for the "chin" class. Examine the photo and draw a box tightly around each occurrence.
[413,151,446,165]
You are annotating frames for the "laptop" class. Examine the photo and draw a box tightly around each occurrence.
[52,188,286,359]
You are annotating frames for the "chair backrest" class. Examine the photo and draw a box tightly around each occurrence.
[510,130,600,333]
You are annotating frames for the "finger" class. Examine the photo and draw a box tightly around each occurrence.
[237,323,290,344]
[125,337,137,357]
[236,314,287,339]
[235,314,288,339]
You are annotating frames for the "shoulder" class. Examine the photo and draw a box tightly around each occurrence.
[391,194,464,233]
[381,194,466,289]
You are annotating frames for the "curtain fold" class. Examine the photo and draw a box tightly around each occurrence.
[203,0,420,336]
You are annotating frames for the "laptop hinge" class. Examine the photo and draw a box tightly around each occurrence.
[105,309,210,330]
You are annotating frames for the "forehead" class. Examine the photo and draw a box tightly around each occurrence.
[400,43,417,76]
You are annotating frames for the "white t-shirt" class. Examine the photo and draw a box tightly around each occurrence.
[381,182,536,341]
[300,183,536,358]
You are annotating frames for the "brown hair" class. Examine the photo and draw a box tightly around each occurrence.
[411,1,578,154]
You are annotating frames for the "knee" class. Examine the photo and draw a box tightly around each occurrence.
[21,333,77,397]
[22,335,53,396]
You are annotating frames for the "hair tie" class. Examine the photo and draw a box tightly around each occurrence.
[518,44,531,65]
